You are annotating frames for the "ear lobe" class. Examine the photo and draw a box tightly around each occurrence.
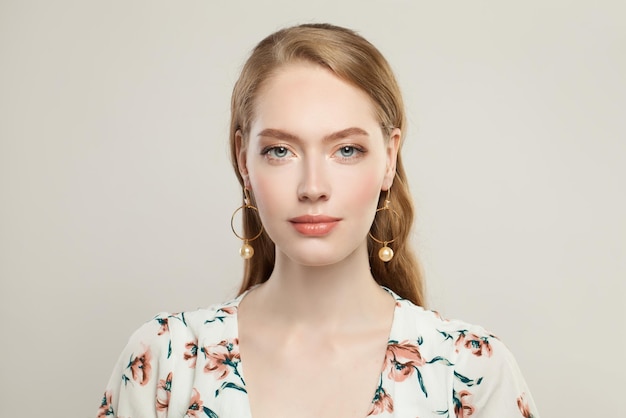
[382,128,401,191]
[235,130,251,188]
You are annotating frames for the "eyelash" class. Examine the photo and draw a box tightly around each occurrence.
[262,145,294,161]
[261,144,367,162]
[334,145,366,161]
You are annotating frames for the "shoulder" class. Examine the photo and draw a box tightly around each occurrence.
[390,291,497,357]
[450,329,538,416]
[104,306,225,389]
[99,298,241,417]
[122,301,235,350]
[388,294,539,416]
[127,296,241,360]
[137,294,242,340]
[391,293,520,376]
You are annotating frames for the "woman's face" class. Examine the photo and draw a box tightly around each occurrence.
[237,62,400,266]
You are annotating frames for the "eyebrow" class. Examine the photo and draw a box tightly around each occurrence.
[257,127,369,142]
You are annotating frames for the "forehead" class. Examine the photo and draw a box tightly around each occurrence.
[250,62,380,134]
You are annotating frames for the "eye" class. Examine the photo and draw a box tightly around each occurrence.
[338,146,356,158]
[266,146,292,159]
[334,145,365,161]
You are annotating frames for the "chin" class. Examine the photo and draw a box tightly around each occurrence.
[279,245,362,267]
[284,253,340,267]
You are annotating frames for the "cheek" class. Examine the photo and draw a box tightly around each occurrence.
[247,166,290,219]
[341,170,385,213]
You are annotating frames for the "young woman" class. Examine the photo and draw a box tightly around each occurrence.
[98,23,539,418]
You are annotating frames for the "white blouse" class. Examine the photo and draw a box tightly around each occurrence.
[98,287,539,418]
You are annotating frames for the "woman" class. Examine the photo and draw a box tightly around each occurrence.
[98,23,539,418]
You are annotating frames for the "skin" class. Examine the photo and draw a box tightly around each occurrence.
[236,61,401,418]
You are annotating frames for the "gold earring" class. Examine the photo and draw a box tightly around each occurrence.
[368,191,399,262]
[230,189,264,259]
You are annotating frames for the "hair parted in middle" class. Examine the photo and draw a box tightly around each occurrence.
[229,23,425,307]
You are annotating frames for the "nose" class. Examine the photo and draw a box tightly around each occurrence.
[297,157,330,202]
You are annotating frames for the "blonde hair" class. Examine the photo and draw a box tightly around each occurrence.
[229,23,425,306]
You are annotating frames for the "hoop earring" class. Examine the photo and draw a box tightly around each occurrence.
[368,191,399,262]
[230,189,264,259]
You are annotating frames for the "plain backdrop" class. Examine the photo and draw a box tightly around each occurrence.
[1,1,624,416]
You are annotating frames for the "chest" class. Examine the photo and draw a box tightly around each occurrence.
[239,330,389,418]
[184,300,460,418]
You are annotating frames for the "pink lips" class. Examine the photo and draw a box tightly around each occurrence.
[289,215,341,236]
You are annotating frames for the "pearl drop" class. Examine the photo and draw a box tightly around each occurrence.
[240,243,254,259]
[378,246,394,262]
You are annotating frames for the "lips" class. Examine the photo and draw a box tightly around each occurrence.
[289,215,341,236]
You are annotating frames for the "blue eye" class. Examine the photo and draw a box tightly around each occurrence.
[267,146,290,158]
[341,146,354,157]
[337,146,358,158]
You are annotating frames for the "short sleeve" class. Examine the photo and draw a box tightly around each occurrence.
[451,329,540,418]
[97,313,179,418]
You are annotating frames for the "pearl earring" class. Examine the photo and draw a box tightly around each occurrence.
[368,190,399,262]
[230,189,264,259]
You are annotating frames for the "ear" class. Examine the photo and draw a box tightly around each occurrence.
[381,128,401,191]
[235,130,251,189]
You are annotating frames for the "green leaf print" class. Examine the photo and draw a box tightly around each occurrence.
[215,381,247,397]
[203,406,219,418]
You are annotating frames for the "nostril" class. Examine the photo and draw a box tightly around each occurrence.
[297,187,329,202]
[297,160,330,201]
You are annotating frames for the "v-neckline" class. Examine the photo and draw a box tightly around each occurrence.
[228,285,401,418]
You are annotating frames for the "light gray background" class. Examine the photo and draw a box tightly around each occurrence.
[1,1,624,416]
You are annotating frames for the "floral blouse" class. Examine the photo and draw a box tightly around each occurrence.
[98,288,539,418]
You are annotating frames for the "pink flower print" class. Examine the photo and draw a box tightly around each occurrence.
[97,391,114,417]
[431,310,449,322]
[384,341,426,382]
[517,393,534,418]
[203,338,241,379]
[156,372,173,414]
[454,390,475,418]
[185,388,204,418]
[184,341,198,368]
[367,386,394,416]
[205,306,238,324]
[455,332,493,357]
[157,318,169,336]
[130,347,152,386]
[219,306,237,315]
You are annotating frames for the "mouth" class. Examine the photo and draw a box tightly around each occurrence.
[289,215,341,236]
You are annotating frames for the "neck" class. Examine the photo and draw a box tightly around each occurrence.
[249,243,392,332]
